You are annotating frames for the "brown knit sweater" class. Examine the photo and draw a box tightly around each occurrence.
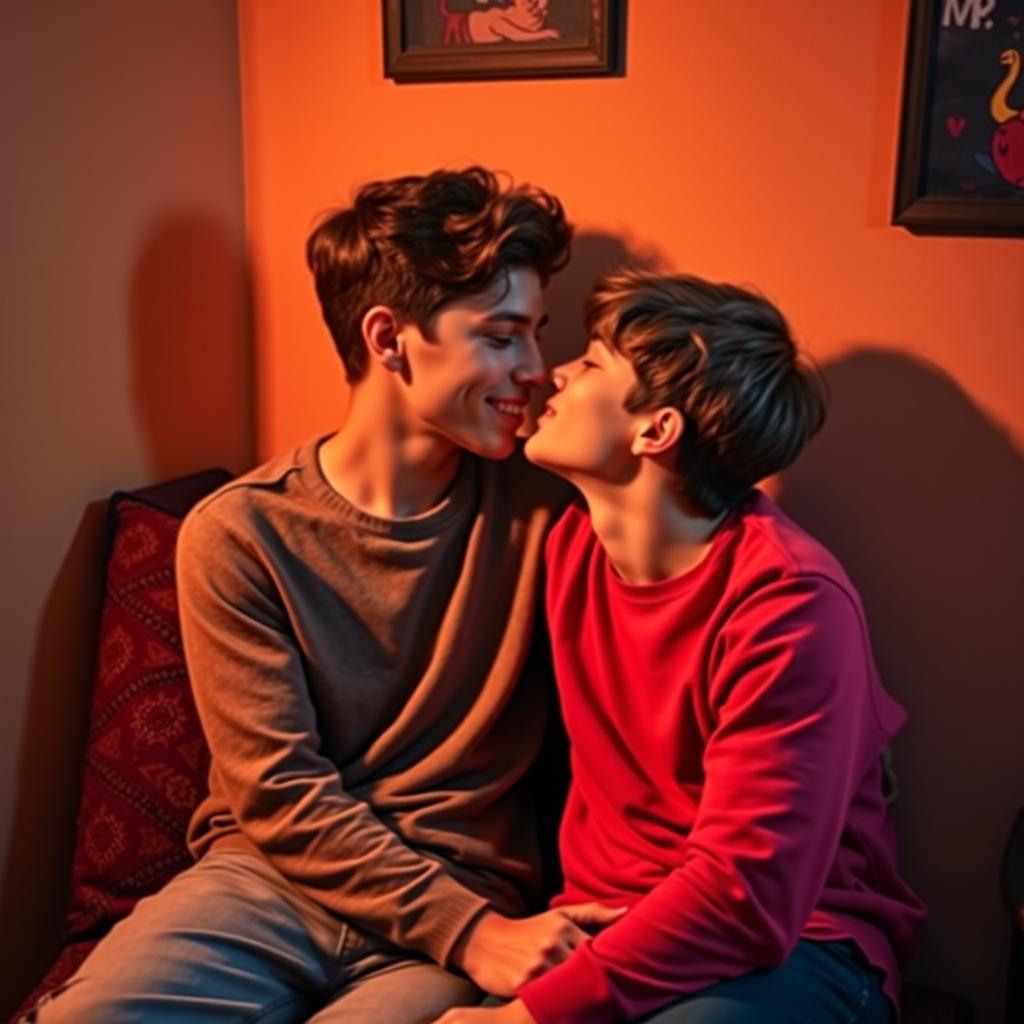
[176,435,567,966]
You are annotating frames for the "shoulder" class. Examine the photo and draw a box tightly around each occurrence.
[709,496,903,733]
[726,492,861,609]
[190,445,305,519]
[178,439,316,558]
[708,493,874,667]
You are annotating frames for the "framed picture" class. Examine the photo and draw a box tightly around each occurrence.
[893,0,1024,236]
[382,0,624,83]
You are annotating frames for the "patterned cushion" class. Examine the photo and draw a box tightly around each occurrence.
[62,498,211,941]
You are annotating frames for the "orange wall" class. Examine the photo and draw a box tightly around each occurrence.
[238,2,1024,1019]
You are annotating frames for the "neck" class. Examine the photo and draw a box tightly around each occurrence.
[576,471,727,585]
[319,377,462,519]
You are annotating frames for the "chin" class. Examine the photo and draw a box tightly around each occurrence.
[523,433,563,473]
[465,433,518,461]
[523,432,544,466]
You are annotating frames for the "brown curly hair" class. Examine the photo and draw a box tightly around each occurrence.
[306,167,572,382]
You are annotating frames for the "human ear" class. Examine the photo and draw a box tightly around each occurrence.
[362,306,405,372]
[631,407,684,457]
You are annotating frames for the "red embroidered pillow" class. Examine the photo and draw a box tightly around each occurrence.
[62,498,211,941]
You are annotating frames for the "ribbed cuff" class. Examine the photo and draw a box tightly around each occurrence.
[420,885,492,967]
[519,944,620,1024]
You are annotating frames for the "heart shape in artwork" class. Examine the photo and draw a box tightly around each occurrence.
[947,116,967,138]
[961,179,977,192]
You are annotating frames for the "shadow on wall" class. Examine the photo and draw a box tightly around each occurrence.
[0,215,253,1018]
[0,502,108,1019]
[130,212,252,481]
[541,230,666,367]
[778,349,1024,1022]
[526,229,664,429]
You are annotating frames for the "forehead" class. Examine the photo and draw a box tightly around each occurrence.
[448,267,544,318]
[588,333,638,377]
[589,331,624,359]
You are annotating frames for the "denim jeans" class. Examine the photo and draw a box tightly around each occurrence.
[637,939,892,1023]
[24,849,480,1024]
[482,938,891,1022]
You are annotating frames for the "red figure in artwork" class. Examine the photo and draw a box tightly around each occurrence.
[989,48,1024,189]
[440,0,560,46]
[440,0,472,45]
[468,0,560,43]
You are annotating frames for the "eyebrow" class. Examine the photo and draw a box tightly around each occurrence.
[482,311,549,329]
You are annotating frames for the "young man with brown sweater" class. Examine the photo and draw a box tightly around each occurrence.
[28,168,622,1024]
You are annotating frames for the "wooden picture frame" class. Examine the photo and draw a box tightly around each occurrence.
[382,0,625,83]
[893,0,1024,236]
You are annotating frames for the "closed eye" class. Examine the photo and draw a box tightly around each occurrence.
[581,359,600,369]
[485,334,516,348]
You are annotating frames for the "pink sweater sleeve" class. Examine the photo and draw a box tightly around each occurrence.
[519,576,879,1023]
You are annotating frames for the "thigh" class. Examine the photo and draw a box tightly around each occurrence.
[310,922,481,1024]
[27,851,342,1024]
[308,960,481,1024]
[638,940,892,1024]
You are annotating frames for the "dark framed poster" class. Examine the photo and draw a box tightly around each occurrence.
[893,0,1024,235]
[382,0,625,83]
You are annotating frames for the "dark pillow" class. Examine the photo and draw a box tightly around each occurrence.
[61,475,227,942]
[12,472,231,1023]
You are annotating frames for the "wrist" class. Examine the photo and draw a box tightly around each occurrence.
[449,907,501,968]
[503,999,536,1024]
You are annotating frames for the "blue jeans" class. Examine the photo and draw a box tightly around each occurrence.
[637,939,892,1023]
[483,939,891,1022]
[24,850,480,1024]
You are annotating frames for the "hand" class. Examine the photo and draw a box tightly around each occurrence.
[449,904,627,997]
[433,998,535,1024]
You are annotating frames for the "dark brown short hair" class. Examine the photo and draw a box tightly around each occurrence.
[586,270,828,515]
[306,167,572,382]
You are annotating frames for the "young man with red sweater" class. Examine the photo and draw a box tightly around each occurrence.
[436,271,925,1023]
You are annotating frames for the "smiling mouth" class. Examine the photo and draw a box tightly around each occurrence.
[486,398,527,420]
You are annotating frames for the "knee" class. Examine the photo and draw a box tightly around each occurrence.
[22,977,119,1024]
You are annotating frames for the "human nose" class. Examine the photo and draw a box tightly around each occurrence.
[550,363,569,391]
[511,333,547,389]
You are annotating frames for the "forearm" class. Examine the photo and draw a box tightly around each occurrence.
[520,578,876,1022]
[518,851,801,1024]
[178,513,492,964]
[221,758,492,964]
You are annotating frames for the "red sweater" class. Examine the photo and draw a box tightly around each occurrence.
[519,495,925,1024]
